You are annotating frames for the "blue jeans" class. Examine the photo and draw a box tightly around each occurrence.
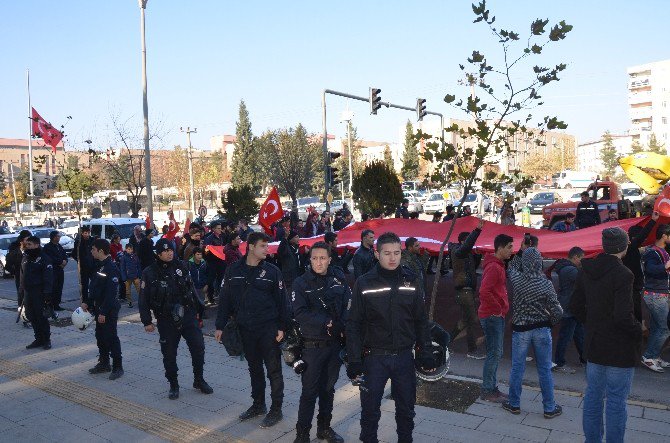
[642,292,670,359]
[554,316,585,366]
[480,316,505,394]
[583,363,634,443]
[508,328,555,412]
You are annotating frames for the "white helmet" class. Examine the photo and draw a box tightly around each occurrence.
[18,306,28,323]
[71,307,94,331]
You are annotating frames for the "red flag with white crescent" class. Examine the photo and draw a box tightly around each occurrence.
[654,185,670,217]
[258,187,283,234]
[31,108,63,154]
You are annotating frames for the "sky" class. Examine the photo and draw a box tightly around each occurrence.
[1,0,669,153]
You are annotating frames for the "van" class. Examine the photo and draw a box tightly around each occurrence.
[82,218,147,247]
[553,170,598,189]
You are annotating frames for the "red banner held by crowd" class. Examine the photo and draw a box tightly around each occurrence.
[31,107,63,154]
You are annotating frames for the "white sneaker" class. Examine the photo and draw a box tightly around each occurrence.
[642,357,665,373]
[656,358,670,369]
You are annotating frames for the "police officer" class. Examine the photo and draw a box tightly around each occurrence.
[73,226,96,300]
[291,241,350,443]
[139,238,213,399]
[82,239,124,380]
[21,236,54,350]
[346,232,436,443]
[43,230,68,311]
[352,229,376,279]
[215,232,289,428]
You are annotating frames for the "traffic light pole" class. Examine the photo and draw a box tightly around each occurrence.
[322,89,444,211]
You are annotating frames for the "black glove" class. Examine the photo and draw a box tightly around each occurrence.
[416,355,437,371]
[346,361,364,380]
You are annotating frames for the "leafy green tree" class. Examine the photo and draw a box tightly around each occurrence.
[630,139,644,154]
[231,100,259,192]
[401,120,419,180]
[351,161,403,217]
[647,133,666,155]
[221,185,260,222]
[383,145,394,170]
[415,0,572,319]
[599,131,618,176]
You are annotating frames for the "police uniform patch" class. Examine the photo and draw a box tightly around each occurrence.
[404,281,411,288]
[334,278,340,284]
[112,277,119,283]
[291,291,296,302]
[260,269,266,278]
[47,264,53,269]
[176,269,182,277]
[279,280,283,289]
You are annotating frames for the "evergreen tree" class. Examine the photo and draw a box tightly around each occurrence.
[630,139,644,154]
[231,100,258,192]
[383,145,394,171]
[401,120,419,180]
[647,133,666,154]
[599,131,618,176]
[352,161,403,217]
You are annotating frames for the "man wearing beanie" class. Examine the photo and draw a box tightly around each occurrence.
[570,227,641,443]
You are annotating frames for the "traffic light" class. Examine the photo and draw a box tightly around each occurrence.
[416,98,427,121]
[370,87,382,115]
[327,152,341,188]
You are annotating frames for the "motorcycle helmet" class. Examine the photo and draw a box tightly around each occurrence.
[415,321,451,382]
[71,307,94,331]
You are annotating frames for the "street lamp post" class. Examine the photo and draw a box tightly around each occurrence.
[180,127,197,215]
[340,111,355,211]
[138,0,154,226]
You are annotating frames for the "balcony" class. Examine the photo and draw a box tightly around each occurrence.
[628,91,652,104]
[629,77,651,89]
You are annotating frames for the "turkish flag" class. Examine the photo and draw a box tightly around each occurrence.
[654,186,670,217]
[258,187,283,235]
[164,210,180,240]
[31,108,63,154]
[145,215,152,229]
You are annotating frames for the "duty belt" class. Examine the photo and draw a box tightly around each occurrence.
[303,339,336,349]
[364,347,412,356]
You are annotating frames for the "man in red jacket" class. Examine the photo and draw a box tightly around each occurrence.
[478,233,514,402]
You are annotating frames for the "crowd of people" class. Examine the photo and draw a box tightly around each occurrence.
[7,199,669,443]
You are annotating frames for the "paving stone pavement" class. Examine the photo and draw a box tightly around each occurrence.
[1,298,669,443]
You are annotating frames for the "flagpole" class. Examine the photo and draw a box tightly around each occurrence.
[26,69,35,212]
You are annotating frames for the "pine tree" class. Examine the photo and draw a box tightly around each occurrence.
[352,161,403,217]
[599,131,618,176]
[401,120,419,180]
[647,133,666,155]
[335,121,363,191]
[383,145,394,171]
[630,139,644,154]
[231,100,259,192]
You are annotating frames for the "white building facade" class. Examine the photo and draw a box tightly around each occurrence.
[577,134,632,175]
[628,59,670,149]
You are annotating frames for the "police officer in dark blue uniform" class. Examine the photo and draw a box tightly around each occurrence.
[291,241,350,443]
[346,232,436,443]
[43,230,68,311]
[82,239,124,380]
[139,238,213,400]
[215,232,289,429]
[21,236,54,350]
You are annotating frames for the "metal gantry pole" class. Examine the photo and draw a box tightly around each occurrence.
[181,127,197,215]
[321,90,329,210]
[26,69,34,212]
[139,0,154,225]
[346,121,354,210]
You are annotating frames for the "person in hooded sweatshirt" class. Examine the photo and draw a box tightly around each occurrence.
[503,246,563,418]
[622,211,658,323]
[570,227,642,443]
[552,246,586,373]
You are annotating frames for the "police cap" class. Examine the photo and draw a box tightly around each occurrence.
[154,238,173,253]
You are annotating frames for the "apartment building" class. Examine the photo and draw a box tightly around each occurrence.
[628,59,670,149]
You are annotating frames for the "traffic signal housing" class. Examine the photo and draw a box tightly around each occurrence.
[370,87,382,115]
[327,152,341,188]
[416,98,427,121]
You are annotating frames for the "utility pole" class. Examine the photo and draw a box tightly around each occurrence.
[10,163,19,217]
[26,69,35,212]
[138,0,154,226]
[180,127,197,215]
[340,112,355,211]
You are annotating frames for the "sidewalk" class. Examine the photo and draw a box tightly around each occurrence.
[1,298,669,442]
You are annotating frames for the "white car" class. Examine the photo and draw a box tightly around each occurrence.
[30,228,76,256]
[406,195,423,213]
[0,234,17,277]
[82,218,148,248]
[423,192,448,214]
[462,192,492,214]
[567,192,582,203]
[59,218,81,237]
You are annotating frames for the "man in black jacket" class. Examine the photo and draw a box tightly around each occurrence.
[215,232,289,428]
[623,211,659,321]
[277,231,305,294]
[324,232,352,274]
[395,199,410,219]
[73,226,96,301]
[575,191,601,228]
[352,229,376,279]
[21,236,54,350]
[82,239,124,380]
[137,229,156,270]
[291,241,351,443]
[569,227,641,443]
[7,230,31,309]
[346,232,435,443]
[43,230,68,311]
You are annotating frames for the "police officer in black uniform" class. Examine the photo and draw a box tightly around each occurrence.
[139,238,213,400]
[291,241,350,443]
[21,236,54,350]
[83,239,124,380]
[73,226,96,300]
[346,232,436,443]
[215,232,289,429]
[43,230,68,311]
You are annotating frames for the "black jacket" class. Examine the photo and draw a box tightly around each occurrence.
[277,239,305,284]
[575,200,601,228]
[216,258,289,331]
[346,264,431,363]
[72,235,96,271]
[6,240,23,276]
[623,218,656,291]
[86,256,121,316]
[449,228,481,289]
[569,253,641,368]
[554,258,578,317]
[43,242,67,272]
[291,268,351,341]
[352,245,376,279]
[139,258,203,326]
[137,237,155,270]
[395,206,409,219]
[19,251,53,301]
[330,249,353,274]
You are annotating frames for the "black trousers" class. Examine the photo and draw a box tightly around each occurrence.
[80,268,93,301]
[297,343,342,428]
[24,292,50,342]
[52,268,64,306]
[156,308,205,382]
[95,310,122,364]
[360,350,416,443]
[240,326,284,409]
[15,274,22,307]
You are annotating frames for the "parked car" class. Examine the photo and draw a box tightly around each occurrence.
[567,192,582,203]
[30,228,76,256]
[406,195,423,213]
[0,234,17,277]
[423,192,448,214]
[528,191,562,214]
[462,192,492,214]
[59,218,81,237]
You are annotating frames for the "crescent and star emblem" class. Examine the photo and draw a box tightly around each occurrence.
[263,200,279,218]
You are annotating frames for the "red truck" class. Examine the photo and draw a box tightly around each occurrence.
[542,181,636,229]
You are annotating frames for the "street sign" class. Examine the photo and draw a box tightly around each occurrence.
[198,205,207,218]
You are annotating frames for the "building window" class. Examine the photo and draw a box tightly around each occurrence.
[20,154,25,167]
[664,101,668,108]
[51,157,56,173]
[663,117,668,125]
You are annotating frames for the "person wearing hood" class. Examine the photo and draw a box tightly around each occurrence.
[552,247,585,373]
[569,227,642,443]
[623,211,659,322]
[503,245,563,418]
[478,234,514,403]
[138,229,156,270]
[129,225,144,251]
[20,236,54,350]
[187,248,209,308]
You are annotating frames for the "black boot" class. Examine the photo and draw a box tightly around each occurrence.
[239,403,267,421]
[260,407,283,428]
[42,340,52,350]
[193,378,213,394]
[26,339,43,349]
[168,380,180,400]
[294,425,311,443]
[316,415,343,443]
[89,358,111,374]
[109,359,124,380]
